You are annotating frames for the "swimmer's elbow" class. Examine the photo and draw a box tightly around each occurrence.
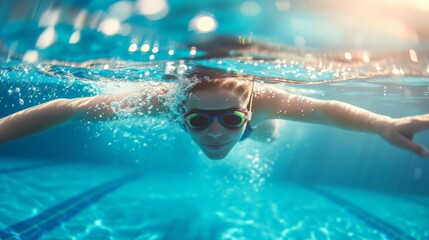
[37,98,90,123]
[67,97,118,122]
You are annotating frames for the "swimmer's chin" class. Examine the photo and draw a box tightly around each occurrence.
[202,151,228,160]
[200,144,234,160]
[206,155,226,160]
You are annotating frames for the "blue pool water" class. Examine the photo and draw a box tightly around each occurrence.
[1,0,429,239]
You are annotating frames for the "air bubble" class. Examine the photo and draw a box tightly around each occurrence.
[177,64,188,74]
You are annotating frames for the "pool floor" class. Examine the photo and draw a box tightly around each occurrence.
[0,158,428,240]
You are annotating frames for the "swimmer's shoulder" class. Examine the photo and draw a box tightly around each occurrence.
[251,86,290,125]
[112,82,177,115]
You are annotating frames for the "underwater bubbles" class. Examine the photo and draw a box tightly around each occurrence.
[107,1,134,21]
[189,47,197,56]
[141,42,150,52]
[177,63,188,75]
[136,0,169,20]
[189,14,218,33]
[36,27,57,49]
[23,50,39,63]
[128,43,138,52]
[240,1,261,16]
[69,31,81,44]
[98,18,121,36]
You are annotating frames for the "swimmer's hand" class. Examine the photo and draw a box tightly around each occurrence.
[377,114,429,158]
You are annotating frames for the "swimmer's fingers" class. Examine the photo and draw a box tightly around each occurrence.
[387,131,429,158]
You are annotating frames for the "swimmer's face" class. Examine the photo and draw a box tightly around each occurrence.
[184,89,247,160]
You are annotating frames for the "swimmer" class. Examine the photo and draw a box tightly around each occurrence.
[0,66,428,160]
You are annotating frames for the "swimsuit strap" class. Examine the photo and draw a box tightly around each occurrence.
[239,78,256,141]
[247,77,255,120]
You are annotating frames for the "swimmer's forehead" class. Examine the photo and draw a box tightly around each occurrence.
[185,89,245,111]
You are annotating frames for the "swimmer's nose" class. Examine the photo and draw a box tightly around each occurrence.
[207,119,223,138]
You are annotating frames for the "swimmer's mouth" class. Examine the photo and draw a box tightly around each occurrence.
[203,143,229,150]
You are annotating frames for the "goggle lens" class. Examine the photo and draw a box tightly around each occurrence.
[222,112,245,127]
[188,114,210,128]
[184,110,248,130]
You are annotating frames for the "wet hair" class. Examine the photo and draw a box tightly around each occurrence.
[184,65,254,104]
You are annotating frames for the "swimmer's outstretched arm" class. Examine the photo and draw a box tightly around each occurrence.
[0,92,166,144]
[256,87,429,158]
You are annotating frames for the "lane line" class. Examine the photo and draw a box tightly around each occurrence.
[399,195,429,209]
[0,171,143,240]
[0,162,63,175]
[306,186,416,240]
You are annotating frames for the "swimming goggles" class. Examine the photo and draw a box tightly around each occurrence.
[183,109,250,130]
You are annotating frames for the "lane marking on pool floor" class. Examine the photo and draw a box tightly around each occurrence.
[0,161,64,175]
[0,171,143,240]
[399,195,429,210]
[305,186,416,240]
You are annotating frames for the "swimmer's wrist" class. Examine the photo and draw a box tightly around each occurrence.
[371,116,394,135]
